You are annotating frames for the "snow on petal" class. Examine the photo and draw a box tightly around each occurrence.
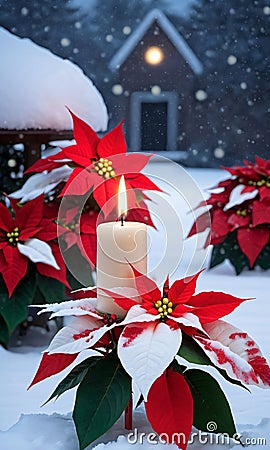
[10,166,72,202]
[69,286,97,299]
[172,312,205,333]
[203,320,270,387]
[37,298,102,320]
[224,184,258,211]
[194,335,260,387]
[47,316,111,355]
[17,239,60,269]
[120,304,159,326]
[118,321,182,400]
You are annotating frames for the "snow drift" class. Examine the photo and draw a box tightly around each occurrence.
[0,27,108,131]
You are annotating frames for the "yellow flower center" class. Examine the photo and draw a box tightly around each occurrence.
[236,208,248,217]
[6,227,20,246]
[154,297,173,320]
[94,158,115,179]
[248,177,270,188]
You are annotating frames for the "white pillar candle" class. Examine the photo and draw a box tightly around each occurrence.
[96,176,147,317]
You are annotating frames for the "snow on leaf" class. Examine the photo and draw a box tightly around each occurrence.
[120,304,159,326]
[118,321,182,400]
[10,166,72,203]
[17,238,60,269]
[47,316,113,355]
[173,312,205,333]
[37,298,101,320]
[194,335,260,387]
[224,184,258,211]
[203,320,270,387]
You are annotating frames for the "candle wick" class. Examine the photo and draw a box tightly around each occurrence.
[121,215,125,226]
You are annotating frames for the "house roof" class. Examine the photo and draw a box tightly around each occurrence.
[109,8,203,75]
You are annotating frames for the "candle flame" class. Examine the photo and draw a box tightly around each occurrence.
[118,175,127,218]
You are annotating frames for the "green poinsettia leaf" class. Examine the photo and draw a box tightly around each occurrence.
[184,368,237,438]
[210,232,251,275]
[178,333,212,365]
[37,273,65,304]
[227,252,248,275]
[43,356,102,405]
[210,242,226,268]
[216,365,250,391]
[73,354,131,450]
[0,314,10,348]
[64,246,94,287]
[135,394,144,409]
[170,359,187,374]
[0,273,36,334]
[256,241,270,269]
[66,269,89,292]
[224,232,249,274]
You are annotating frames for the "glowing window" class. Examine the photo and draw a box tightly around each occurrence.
[144,46,164,65]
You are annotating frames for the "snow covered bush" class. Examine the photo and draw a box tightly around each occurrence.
[188,157,270,274]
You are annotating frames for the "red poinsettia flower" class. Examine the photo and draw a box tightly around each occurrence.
[189,157,270,267]
[0,195,68,296]
[57,207,98,268]
[26,110,161,216]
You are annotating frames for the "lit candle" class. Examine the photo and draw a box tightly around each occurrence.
[96,176,147,317]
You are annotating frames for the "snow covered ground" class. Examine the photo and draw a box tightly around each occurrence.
[0,162,269,450]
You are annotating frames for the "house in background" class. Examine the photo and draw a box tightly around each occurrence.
[109,9,203,160]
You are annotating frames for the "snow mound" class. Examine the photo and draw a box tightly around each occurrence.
[0,413,78,450]
[0,27,108,131]
[1,411,269,450]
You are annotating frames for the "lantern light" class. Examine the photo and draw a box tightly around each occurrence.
[144,46,164,65]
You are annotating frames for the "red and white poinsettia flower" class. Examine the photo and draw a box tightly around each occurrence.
[0,195,68,296]
[29,270,270,408]
[25,109,161,215]
[106,267,258,400]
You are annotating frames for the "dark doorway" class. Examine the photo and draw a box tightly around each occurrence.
[130,91,178,151]
[141,102,167,150]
